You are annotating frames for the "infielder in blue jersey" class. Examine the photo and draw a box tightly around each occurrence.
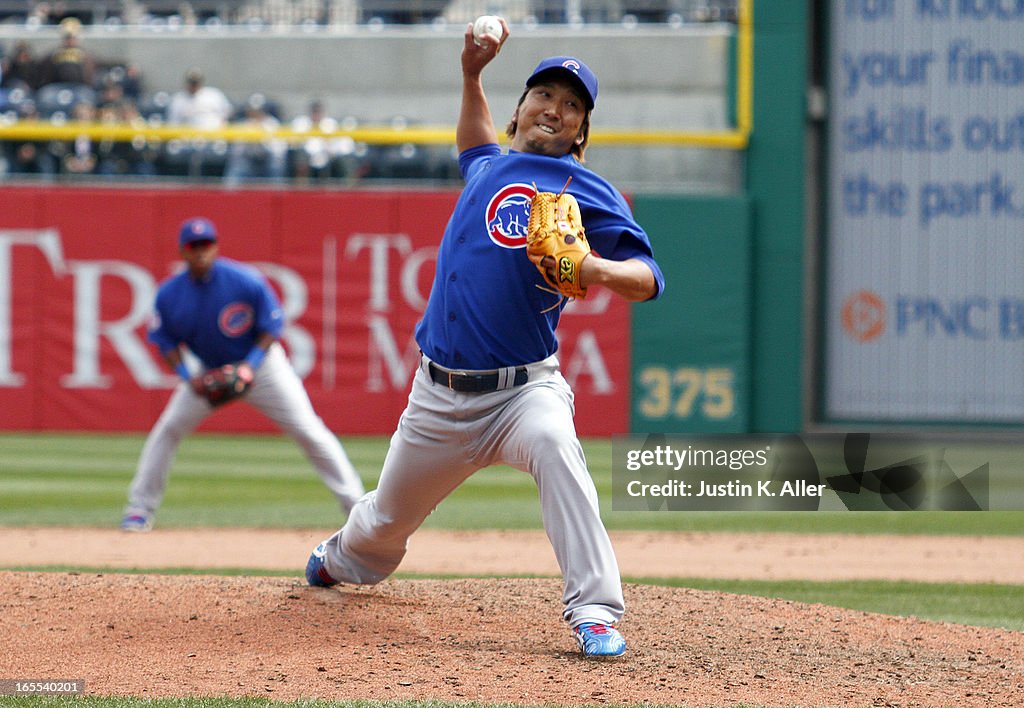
[121,217,365,532]
[306,23,664,657]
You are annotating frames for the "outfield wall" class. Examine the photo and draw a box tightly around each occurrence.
[631,194,752,433]
[0,184,640,435]
[0,185,762,436]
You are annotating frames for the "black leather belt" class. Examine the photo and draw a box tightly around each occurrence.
[427,361,529,393]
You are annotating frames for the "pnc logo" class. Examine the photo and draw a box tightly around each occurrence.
[485,183,536,248]
[841,290,886,342]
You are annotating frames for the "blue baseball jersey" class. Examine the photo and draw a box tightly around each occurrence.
[415,145,665,370]
[148,258,284,368]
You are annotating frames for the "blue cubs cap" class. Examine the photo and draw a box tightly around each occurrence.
[178,217,218,247]
[526,56,598,110]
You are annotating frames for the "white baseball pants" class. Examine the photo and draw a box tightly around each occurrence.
[318,355,625,628]
[125,343,365,515]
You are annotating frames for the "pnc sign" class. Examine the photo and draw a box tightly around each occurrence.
[841,289,1024,342]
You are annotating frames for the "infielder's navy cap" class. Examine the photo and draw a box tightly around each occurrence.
[526,56,598,110]
[178,217,218,247]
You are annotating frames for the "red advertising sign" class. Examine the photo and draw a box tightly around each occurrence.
[0,186,631,435]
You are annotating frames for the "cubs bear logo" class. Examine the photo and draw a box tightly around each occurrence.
[485,183,536,248]
[218,302,254,338]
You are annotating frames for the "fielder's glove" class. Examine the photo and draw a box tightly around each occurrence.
[198,363,254,408]
[526,178,591,301]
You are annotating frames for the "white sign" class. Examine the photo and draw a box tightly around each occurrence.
[825,1,1024,423]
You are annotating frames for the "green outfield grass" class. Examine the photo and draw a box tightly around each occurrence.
[0,432,1022,535]
[635,577,1024,632]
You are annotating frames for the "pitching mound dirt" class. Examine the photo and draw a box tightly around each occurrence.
[3,571,1023,706]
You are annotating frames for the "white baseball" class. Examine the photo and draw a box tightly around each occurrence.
[473,15,504,46]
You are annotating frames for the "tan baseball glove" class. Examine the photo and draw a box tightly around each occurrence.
[526,179,590,301]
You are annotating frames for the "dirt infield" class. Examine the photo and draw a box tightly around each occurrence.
[7,527,1024,583]
[3,529,1024,706]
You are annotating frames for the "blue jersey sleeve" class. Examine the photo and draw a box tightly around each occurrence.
[574,177,666,300]
[458,143,501,181]
[147,286,180,354]
[627,253,665,300]
[251,274,285,338]
[593,233,665,301]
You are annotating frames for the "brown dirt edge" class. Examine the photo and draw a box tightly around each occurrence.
[5,527,1024,583]
[3,572,1023,706]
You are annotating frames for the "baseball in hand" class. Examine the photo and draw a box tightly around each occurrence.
[473,15,504,46]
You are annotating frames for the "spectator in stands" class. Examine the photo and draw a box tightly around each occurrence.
[120,99,160,177]
[224,93,287,186]
[57,100,99,175]
[290,98,355,182]
[167,67,233,177]
[97,63,144,101]
[97,72,127,107]
[167,67,231,129]
[4,99,58,177]
[2,41,42,91]
[96,63,145,105]
[27,3,65,26]
[39,18,97,88]
[95,101,126,176]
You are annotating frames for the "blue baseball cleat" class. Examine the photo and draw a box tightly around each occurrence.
[120,512,154,533]
[573,622,627,657]
[305,540,339,587]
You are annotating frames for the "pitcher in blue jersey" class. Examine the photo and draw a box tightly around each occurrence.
[306,22,665,658]
[121,217,365,532]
